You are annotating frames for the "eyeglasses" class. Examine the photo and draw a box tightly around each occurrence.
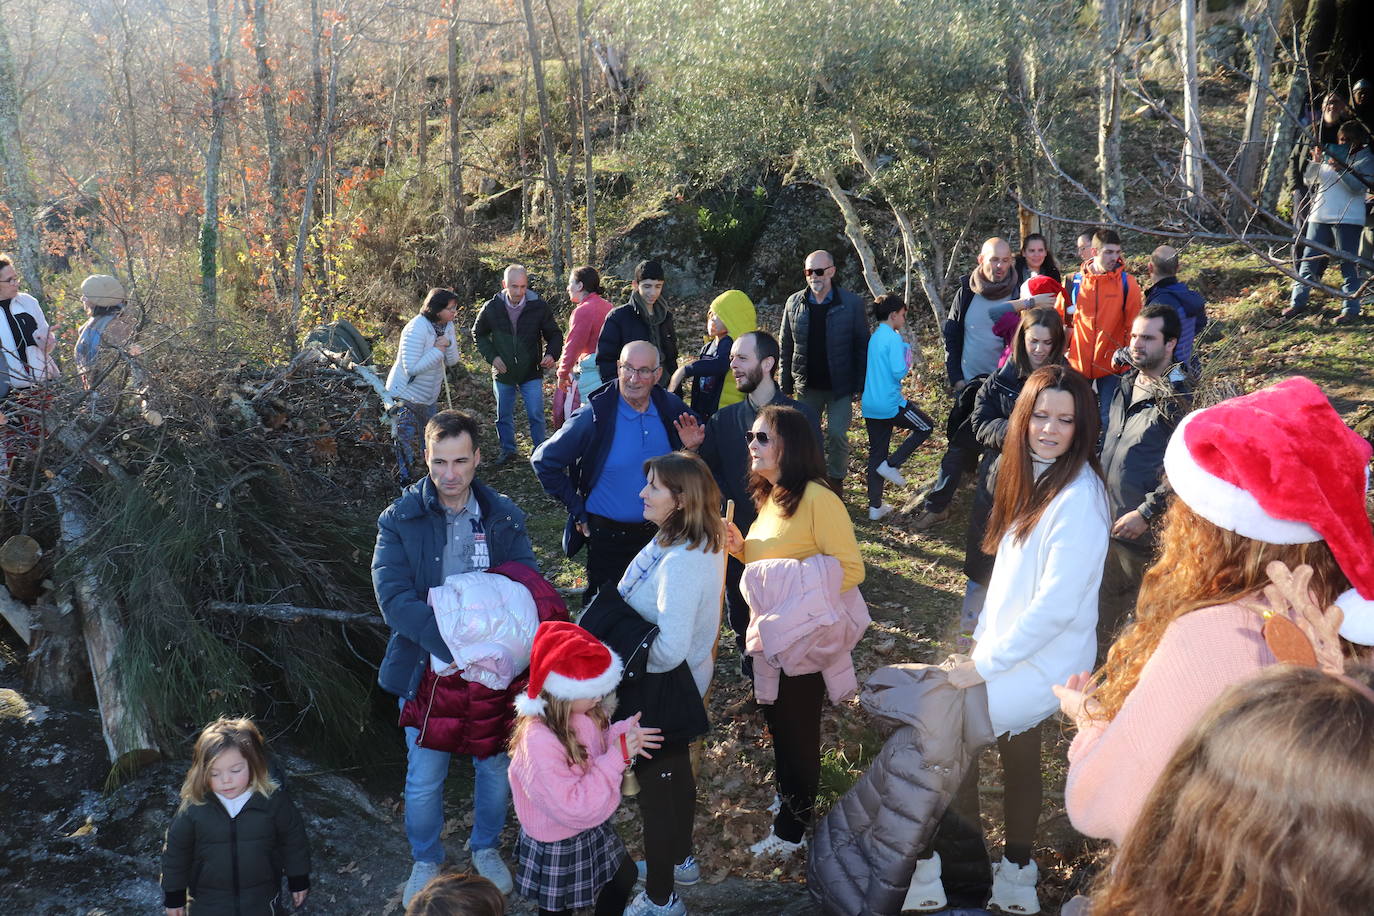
[804,267,831,277]
[618,363,658,380]
[744,430,771,445]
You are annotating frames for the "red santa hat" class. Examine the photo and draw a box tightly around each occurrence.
[1163,376,1374,643]
[514,621,623,717]
[1026,274,1066,300]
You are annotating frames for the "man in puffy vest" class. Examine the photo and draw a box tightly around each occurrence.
[373,409,538,905]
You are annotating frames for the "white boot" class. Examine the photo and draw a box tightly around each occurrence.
[901,852,947,913]
[988,857,1040,914]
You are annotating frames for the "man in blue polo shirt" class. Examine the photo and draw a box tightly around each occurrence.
[532,340,702,600]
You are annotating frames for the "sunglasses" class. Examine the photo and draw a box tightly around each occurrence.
[744,430,771,445]
[805,267,831,277]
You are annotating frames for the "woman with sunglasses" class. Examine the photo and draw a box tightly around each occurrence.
[723,404,864,861]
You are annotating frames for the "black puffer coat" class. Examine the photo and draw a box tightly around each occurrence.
[808,664,994,916]
[161,787,311,915]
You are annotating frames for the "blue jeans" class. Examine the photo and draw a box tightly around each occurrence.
[403,721,511,863]
[1290,221,1364,314]
[494,377,546,456]
[393,400,437,483]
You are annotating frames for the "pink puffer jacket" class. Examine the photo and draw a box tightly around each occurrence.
[741,554,870,705]
[429,571,540,690]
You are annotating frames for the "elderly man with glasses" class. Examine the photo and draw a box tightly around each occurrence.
[533,339,703,601]
[778,250,869,496]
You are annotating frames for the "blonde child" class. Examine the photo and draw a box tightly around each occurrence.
[508,621,663,916]
[161,717,311,915]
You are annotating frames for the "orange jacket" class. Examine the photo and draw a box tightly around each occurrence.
[1055,264,1142,380]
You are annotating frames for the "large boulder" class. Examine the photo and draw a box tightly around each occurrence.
[742,182,868,309]
[601,200,719,300]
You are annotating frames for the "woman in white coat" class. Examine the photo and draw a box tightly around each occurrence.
[907,364,1108,915]
[385,287,461,482]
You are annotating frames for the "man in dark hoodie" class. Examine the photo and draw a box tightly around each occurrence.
[1143,246,1206,371]
[595,259,678,385]
[472,265,563,464]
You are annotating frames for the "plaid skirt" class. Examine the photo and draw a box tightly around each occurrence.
[514,822,629,910]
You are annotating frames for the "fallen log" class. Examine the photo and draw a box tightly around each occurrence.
[209,601,384,628]
[25,591,86,699]
[1,534,45,602]
[0,582,32,645]
[54,488,159,772]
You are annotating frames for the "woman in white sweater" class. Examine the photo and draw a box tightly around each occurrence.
[907,365,1108,915]
[384,288,461,481]
[618,450,726,916]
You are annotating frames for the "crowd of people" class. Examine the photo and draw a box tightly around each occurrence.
[150,220,1374,916]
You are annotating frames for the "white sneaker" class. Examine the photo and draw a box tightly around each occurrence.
[766,793,782,815]
[868,503,895,521]
[901,852,946,913]
[749,829,806,860]
[988,857,1040,914]
[877,461,908,486]
[471,847,514,895]
[403,860,442,907]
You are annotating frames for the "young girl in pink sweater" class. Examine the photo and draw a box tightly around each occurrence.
[508,621,662,916]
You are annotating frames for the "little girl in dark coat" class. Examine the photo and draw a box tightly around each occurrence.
[161,718,311,916]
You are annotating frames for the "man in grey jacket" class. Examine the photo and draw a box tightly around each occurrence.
[1098,305,1192,650]
[778,250,868,493]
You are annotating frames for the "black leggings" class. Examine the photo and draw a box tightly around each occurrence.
[635,741,696,904]
[864,403,935,508]
[538,854,637,916]
[761,671,825,843]
[930,723,1043,869]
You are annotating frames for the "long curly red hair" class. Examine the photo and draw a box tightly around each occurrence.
[1091,499,1348,721]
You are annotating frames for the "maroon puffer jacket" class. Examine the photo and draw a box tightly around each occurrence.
[398,562,569,757]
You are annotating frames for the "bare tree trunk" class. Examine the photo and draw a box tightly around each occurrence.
[1180,0,1205,218]
[0,20,44,301]
[446,8,465,230]
[848,121,940,331]
[517,59,530,235]
[310,0,324,130]
[1232,0,1283,222]
[576,0,596,262]
[291,15,339,353]
[200,0,228,329]
[248,0,286,278]
[1098,0,1125,218]
[417,68,429,174]
[816,166,887,299]
[519,0,567,285]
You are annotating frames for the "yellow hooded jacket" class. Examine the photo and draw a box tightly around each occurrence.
[709,290,757,408]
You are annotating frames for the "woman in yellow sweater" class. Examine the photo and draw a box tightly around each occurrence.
[724,404,864,860]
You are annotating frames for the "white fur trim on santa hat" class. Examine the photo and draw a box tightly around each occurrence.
[540,653,623,703]
[1163,410,1322,544]
[1337,589,1374,646]
[514,692,548,717]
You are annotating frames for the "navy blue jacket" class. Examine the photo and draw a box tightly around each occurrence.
[372,477,537,699]
[530,382,694,553]
[1144,278,1207,367]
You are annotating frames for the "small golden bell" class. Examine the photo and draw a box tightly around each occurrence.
[621,768,640,797]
